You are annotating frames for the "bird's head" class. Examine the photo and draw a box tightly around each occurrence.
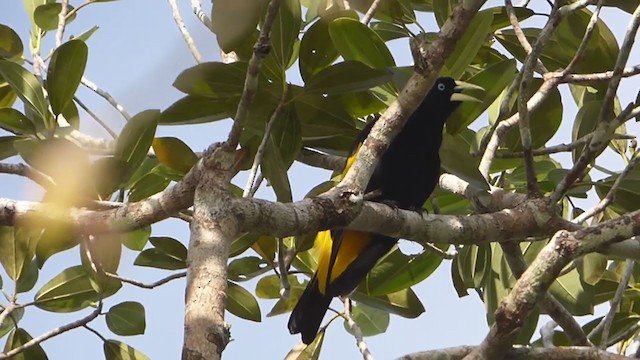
[423,77,483,123]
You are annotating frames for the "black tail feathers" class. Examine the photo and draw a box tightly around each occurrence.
[288,277,332,345]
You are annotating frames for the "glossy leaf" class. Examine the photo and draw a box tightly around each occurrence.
[211,0,266,53]
[0,307,23,339]
[0,226,40,281]
[160,95,229,125]
[16,260,39,293]
[442,10,493,78]
[304,61,393,95]
[90,157,128,198]
[0,60,49,126]
[120,226,151,251]
[0,81,17,108]
[106,301,146,336]
[343,302,389,337]
[228,256,269,282]
[152,137,198,175]
[351,287,425,318]
[328,17,395,69]
[371,22,409,42]
[0,24,24,59]
[4,328,48,360]
[173,61,248,98]
[299,14,347,81]
[133,249,185,270]
[35,265,104,312]
[149,237,187,262]
[114,110,159,179]
[0,108,35,135]
[270,0,302,75]
[34,3,76,31]
[103,340,150,360]
[35,223,78,268]
[46,39,88,116]
[227,281,261,322]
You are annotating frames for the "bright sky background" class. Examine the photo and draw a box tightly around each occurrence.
[0,1,638,359]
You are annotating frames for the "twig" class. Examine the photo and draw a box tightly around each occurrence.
[224,0,282,150]
[422,242,456,259]
[55,0,69,47]
[277,238,290,298]
[243,89,288,197]
[573,155,640,224]
[559,0,604,78]
[589,259,635,348]
[541,321,557,348]
[605,319,640,348]
[362,0,383,25]
[297,148,345,171]
[0,303,16,331]
[342,298,374,360]
[80,77,131,121]
[103,271,186,289]
[0,163,55,188]
[551,65,640,84]
[505,0,548,74]
[73,96,118,138]
[191,0,212,29]
[496,134,636,158]
[83,324,107,342]
[168,0,202,63]
[0,302,102,359]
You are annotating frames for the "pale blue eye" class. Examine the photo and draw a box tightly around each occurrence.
[437,83,445,91]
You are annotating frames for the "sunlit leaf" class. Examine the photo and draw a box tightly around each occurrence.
[106,301,146,336]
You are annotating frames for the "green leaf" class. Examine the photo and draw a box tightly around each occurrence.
[120,226,150,251]
[349,0,416,23]
[35,265,103,312]
[0,136,18,160]
[114,110,159,179]
[446,59,517,134]
[0,108,35,135]
[299,15,346,81]
[0,80,17,108]
[270,0,302,75]
[173,62,248,98]
[293,87,355,139]
[440,133,490,191]
[577,252,608,286]
[343,302,389,337]
[255,274,296,299]
[16,260,39,293]
[0,226,40,281]
[0,24,24,60]
[304,61,393,95]
[289,327,325,360]
[228,256,269,282]
[133,249,185,270]
[35,223,78,268]
[365,245,445,296]
[433,0,455,27]
[483,6,534,32]
[103,340,150,360]
[549,267,593,316]
[442,10,493,78]
[226,281,261,322]
[149,237,187,262]
[230,233,261,258]
[90,157,128,198]
[4,328,48,360]
[328,17,395,69]
[572,100,617,162]
[595,166,640,214]
[46,39,88,116]
[160,95,229,125]
[0,60,49,126]
[106,301,146,336]
[351,287,425,318]
[211,0,266,53]
[602,0,640,14]
[0,307,23,339]
[127,173,170,202]
[73,25,99,42]
[34,3,76,31]
[152,137,198,175]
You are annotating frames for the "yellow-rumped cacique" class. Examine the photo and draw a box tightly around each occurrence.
[288,77,482,345]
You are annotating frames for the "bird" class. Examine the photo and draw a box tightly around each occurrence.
[288,77,481,345]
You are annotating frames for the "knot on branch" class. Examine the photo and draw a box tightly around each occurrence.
[206,323,231,353]
[254,42,271,57]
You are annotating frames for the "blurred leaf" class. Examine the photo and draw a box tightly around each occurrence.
[103,340,150,360]
[255,274,298,299]
[211,0,266,53]
[582,313,640,347]
[34,3,76,31]
[0,108,35,135]
[35,223,78,268]
[160,95,229,125]
[289,327,325,360]
[433,0,455,27]
[348,0,415,23]
[442,10,493,78]
[0,60,49,126]
[127,173,170,202]
[173,61,248,98]
[90,157,128,198]
[46,39,88,116]
[572,100,617,162]
[152,137,198,175]
[230,233,261,257]
[0,81,17,108]
[106,301,146,336]
[343,302,389,337]
[482,6,534,32]
[0,136,18,160]
[304,61,393,95]
[120,226,150,251]
[351,287,425,318]
[0,307,23,339]
[0,226,40,281]
[328,17,395,69]
[0,24,24,59]
[446,59,517,134]
[603,0,640,14]
[73,25,99,42]
[114,110,159,179]
[270,0,302,77]
[578,252,608,286]
[16,260,38,293]
[595,166,640,214]
[227,281,261,322]
[365,245,445,296]
[4,328,48,360]
[149,237,187,262]
[371,22,409,42]
[80,234,121,292]
[293,87,355,139]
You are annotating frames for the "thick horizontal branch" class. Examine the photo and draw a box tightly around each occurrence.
[400,346,629,360]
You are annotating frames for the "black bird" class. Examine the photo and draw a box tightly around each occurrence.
[288,77,481,345]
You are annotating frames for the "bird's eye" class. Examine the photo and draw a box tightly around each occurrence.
[437,83,446,91]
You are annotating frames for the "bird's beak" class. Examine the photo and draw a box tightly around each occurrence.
[451,81,484,103]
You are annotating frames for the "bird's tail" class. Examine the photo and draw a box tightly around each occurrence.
[288,276,332,345]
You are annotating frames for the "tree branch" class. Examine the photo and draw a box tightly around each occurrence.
[0,163,55,189]
[168,0,202,63]
[400,346,629,360]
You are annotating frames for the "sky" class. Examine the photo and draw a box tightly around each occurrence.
[0,1,638,359]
